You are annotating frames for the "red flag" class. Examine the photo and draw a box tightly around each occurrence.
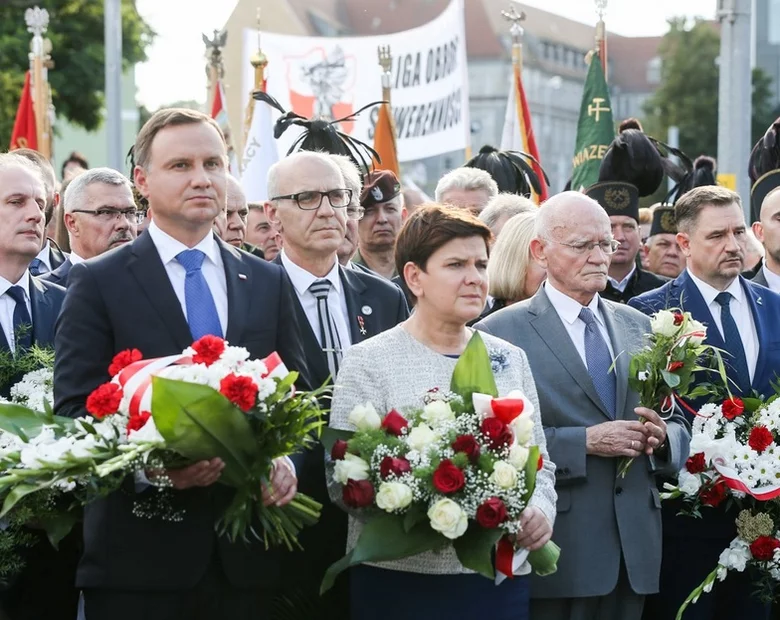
[501,65,548,203]
[10,71,37,151]
[372,102,400,177]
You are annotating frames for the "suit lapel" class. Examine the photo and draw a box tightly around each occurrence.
[600,300,630,419]
[29,278,55,347]
[340,266,370,344]
[127,233,192,351]
[528,290,613,419]
[218,239,249,345]
[679,273,726,350]
[743,277,768,391]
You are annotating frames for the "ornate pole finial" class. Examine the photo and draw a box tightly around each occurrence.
[249,8,268,79]
[501,2,526,70]
[203,28,228,80]
[25,6,49,38]
[377,45,392,98]
[26,6,52,158]
[594,0,608,20]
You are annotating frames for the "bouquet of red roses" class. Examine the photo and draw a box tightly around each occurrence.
[321,333,559,593]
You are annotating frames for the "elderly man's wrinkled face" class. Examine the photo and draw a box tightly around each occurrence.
[439,188,491,215]
[246,207,279,260]
[338,217,359,265]
[609,215,641,268]
[533,203,613,303]
[645,233,684,278]
[66,182,137,259]
[358,197,405,252]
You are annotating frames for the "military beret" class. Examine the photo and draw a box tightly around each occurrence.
[585,181,639,222]
[360,170,401,207]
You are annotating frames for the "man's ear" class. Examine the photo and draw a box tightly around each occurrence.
[134,165,150,199]
[676,231,691,257]
[529,238,547,269]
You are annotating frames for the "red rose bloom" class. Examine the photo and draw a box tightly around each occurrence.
[342,479,374,508]
[86,382,123,419]
[749,426,774,453]
[673,312,685,326]
[127,411,151,433]
[452,434,481,463]
[668,361,685,372]
[191,335,226,366]
[476,497,508,528]
[480,417,513,450]
[700,479,728,507]
[379,456,411,479]
[331,439,349,461]
[685,452,707,474]
[749,536,780,561]
[490,397,525,424]
[108,348,143,377]
[432,459,465,494]
[219,374,259,412]
[537,453,544,471]
[722,397,745,420]
[381,409,408,436]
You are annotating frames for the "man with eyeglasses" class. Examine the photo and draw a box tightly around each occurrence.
[265,150,408,615]
[585,181,668,304]
[41,167,138,288]
[476,191,689,620]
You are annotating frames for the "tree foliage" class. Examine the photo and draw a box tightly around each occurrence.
[0,0,154,148]
[643,17,777,161]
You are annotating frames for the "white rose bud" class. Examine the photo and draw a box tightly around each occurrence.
[688,318,707,345]
[427,498,468,540]
[508,444,530,470]
[333,453,370,484]
[348,403,382,431]
[510,415,534,445]
[406,424,437,452]
[650,310,679,337]
[491,460,519,489]
[375,481,414,513]
[421,400,455,427]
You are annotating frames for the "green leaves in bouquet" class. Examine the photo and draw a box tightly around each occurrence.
[0,403,74,439]
[450,332,498,401]
[453,524,504,578]
[151,377,259,488]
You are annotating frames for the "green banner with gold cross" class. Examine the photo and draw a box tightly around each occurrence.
[570,53,615,191]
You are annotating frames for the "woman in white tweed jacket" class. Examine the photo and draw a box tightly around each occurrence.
[328,205,556,620]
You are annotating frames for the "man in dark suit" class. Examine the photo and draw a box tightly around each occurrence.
[54,108,311,620]
[41,167,138,288]
[476,192,689,620]
[630,185,780,620]
[0,153,73,620]
[265,151,408,615]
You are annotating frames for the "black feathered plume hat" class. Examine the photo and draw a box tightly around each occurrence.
[253,91,382,174]
[463,145,549,198]
[749,117,780,223]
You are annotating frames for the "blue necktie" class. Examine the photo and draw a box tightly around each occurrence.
[6,285,32,353]
[309,279,342,379]
[579,307,617,418]
[175,250,223,341]
[29,258,46,276]
[715,292,751,395]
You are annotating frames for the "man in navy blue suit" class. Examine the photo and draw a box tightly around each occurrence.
[630,185,780,620]
[54,108,311,620]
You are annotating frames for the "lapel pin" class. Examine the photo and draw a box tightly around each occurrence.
[357,315,367,336]
[238,273,247,280]
[361,305,373,315]
[757,296,763,305]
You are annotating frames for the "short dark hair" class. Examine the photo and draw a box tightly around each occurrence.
[61,151,89,179]
[395,203,492,297]
[134,108,224,169]
[675,185,742,233]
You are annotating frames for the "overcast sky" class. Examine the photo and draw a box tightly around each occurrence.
[134,0,718,110]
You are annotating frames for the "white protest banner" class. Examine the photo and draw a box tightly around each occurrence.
[241,0,468,163]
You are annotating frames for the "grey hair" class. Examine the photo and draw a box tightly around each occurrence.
[266,150,341,202]
[328,154,362,206]
[0,153,46,191]
[479,193,536,230]
[533,191,607,240]
[63,167,133,213]
[434,167,499,202]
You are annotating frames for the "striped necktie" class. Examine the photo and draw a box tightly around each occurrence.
[309,279,342,380]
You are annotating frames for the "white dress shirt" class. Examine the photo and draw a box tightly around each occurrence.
[281,250,352,352]
[762,264,780,294]
[0,271,32,354]
[34,240,52,272]
[687,270,758,381]
[147,221,228,336]
[69,251,85,266]
[545,281,615,366]
[607,265,636,293]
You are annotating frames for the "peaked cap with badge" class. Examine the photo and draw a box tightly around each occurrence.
[360,170,401,208]
[749,117,780,223]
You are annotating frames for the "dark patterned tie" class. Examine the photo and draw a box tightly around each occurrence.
[715,292,751,395]
[175,250,223,341]
[579,307,616,418]
[6,285,32,353]
[309,279,342,379]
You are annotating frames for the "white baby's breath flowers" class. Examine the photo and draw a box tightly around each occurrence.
[428,498,468,539]
[333,453,370,484]
[348,403,382,431]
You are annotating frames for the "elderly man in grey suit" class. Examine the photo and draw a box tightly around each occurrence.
[475,191,690,620]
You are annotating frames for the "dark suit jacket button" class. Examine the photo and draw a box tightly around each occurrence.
[615,486,623,496]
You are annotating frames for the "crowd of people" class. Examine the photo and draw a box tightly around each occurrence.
[0,104,779,620]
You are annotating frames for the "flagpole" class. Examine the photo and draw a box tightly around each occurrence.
[594,0,608,82]
[501,4,525,75]
[25,6,52,159]
[244,9,268,148]
[204,28,227,114]
[105,0,123,171]
[378,45,392,105]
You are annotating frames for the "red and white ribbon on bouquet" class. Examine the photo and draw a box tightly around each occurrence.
[712,457,780,501]
[114,350,289,418]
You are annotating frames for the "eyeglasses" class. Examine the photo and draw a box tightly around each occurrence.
[346,205,365,221]
[71,208,145,225]
[547,238,621,255]
[270,189,353,211]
